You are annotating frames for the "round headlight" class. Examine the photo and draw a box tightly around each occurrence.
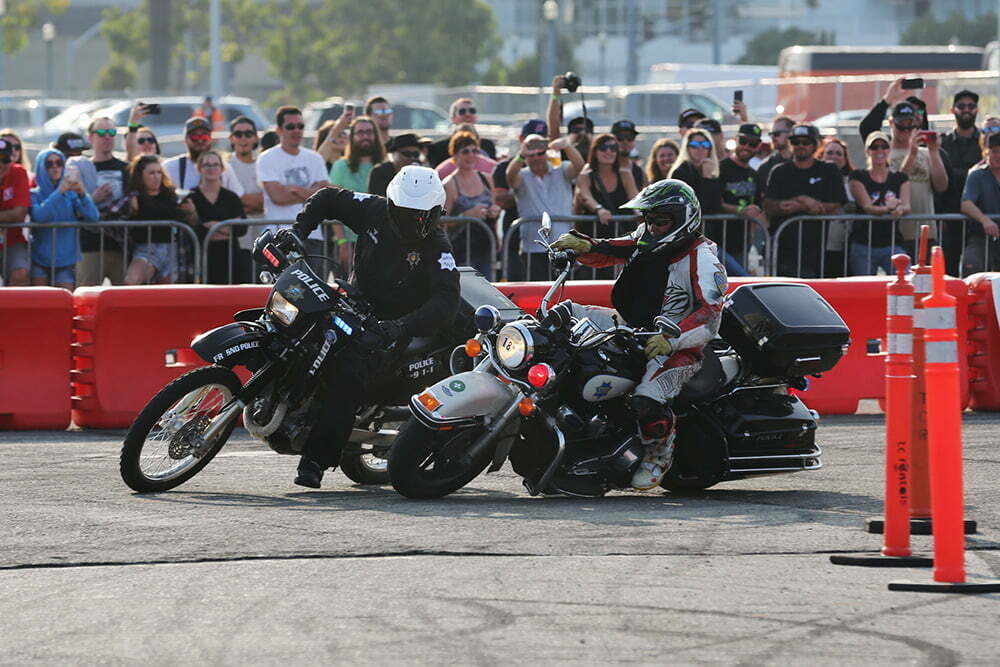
[268,291,300,327]
[495,322,534,370]
[474,304,501,333]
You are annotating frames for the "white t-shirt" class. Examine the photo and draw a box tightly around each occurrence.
[256,145,329,240]
[162,154,245,197]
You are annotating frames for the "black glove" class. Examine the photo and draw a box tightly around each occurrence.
[274,228,304,254]
[357,319,407,351]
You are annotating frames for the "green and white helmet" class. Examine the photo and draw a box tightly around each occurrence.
[621,178,702,256]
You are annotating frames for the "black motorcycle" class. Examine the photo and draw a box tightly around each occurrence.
[389,221,850,499]
[119,231,521,493]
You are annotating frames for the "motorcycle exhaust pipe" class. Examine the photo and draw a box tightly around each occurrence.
[201,400,245,448]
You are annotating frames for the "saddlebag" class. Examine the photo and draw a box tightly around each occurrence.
[720,283,849,378]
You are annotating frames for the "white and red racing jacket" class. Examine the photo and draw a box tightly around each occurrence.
[577,231,727,358]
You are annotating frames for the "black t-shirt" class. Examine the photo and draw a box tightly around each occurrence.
[718,158,762,208]
[847,169,909,247]
[757,153,790,192]
[81,157,129,252]
[765,159,847,227]
[630,162,646,190]
[130,190,188,244]
[492,158,518,225]
[367,160,397,197]
[190,186,246,241]
[669,160,722,215]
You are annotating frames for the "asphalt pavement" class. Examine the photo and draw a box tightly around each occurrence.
[1,414,999,665]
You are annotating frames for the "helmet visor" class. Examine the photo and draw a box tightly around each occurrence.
[643,203,687,233]
[388,202,442,242]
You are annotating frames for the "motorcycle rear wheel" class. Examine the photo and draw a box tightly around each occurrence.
[120,365,242,493]
[388,418,492,499]
[339,449,389,485]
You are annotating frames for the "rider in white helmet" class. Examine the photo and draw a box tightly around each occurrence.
[259,165,461,488]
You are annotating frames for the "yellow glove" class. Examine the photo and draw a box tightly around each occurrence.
[552,233,591,254]
[644,334,674,360]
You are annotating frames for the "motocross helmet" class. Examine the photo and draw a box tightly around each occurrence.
[621,178,702,256]
[385,165,446,245]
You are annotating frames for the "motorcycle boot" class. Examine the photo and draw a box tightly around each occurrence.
[631,398,676,491]
[294,458,325,489]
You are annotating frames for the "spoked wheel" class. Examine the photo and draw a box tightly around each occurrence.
[120,366,242,493]
[388,418,493,499]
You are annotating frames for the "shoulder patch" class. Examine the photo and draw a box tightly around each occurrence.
[438,252,458,271]
[352,192,374,202]
[714,271,728,295]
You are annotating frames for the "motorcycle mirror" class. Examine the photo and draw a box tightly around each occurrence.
[258,271,275,285]
[654,315,682,339]
[539,211,552,241]
[474,304,501,333]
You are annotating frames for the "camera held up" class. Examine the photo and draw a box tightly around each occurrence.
[562,72,582,93]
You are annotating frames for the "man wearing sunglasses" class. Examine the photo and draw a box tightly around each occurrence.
[611,120,647,189]
[756,116,794,192]
[257,105,331,274]
[764,124,847,277]
[66,117,130,285]
[163,117,244,197]
[941,90,982,274]
[364,95,394,148]
[427,98,496,167]
[718,123,767,269]
[368,133,423,197]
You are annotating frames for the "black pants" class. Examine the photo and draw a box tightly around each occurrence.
[302,347,372,469]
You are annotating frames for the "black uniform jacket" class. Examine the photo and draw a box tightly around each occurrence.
[293,186,460,337]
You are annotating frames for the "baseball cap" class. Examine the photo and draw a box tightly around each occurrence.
[696,118,722,134]
[53,132,91,154]
[185,117,212,135]
[954,89,979,106]
[737,123,763,139]
[611,120,639,137]
[790,124,820,143]
[388,133,420,152]
[864,130,891,148]
[567,116,594,132]
[678,108,706,127]
[892,102,916,119]
[520,119,548,138]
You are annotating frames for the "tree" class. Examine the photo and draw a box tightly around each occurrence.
[98,0,269,92]
[900,10,997,48]
[0,0,69,56]
[93,56,137,92]
[481,32,577,87]
[735,27,835,66]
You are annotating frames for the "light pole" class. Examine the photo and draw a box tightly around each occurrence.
[42,22,55,95]
[541,0,558,86]
[209,0,222,98]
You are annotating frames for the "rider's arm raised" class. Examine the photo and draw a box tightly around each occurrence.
[293,186,378,240]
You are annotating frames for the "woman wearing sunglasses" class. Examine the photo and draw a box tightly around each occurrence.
[125,103,162,161]
[442,131,499,277]
[0,129,30,172]
[28,148,100,290]
[574,132,640,228]
[847,131,910,276]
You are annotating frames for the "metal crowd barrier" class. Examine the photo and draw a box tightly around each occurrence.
[0,220,202,286]
[768,213,999,278]
[501,214,769,281]
[201,216,500,284]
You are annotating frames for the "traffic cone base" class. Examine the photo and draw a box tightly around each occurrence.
[864,517,977,535]
[830,553,933,568]
[889,579,1000,594]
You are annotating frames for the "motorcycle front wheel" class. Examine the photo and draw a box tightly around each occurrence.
[120,365,242,493]
[388,418,493,499]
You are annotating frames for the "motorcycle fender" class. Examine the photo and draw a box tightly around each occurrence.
[191,322,266,368]
[410,371,518,428]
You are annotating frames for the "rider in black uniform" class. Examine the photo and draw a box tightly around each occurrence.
[266,165,461,488]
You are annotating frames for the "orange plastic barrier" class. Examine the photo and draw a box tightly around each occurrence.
[72,285,270,429]
[0,288,74,430]
[964,272,1000,411]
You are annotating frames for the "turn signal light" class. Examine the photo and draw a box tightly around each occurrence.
[527,363,554,389]
[464,338,482,358]
[417,391,441,412]
[518,397,535,416]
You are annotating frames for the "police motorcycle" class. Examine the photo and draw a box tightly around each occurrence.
[119,230,518,493]
[388,215,850,499]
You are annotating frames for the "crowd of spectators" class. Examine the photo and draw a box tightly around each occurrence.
[2,76,1000,288]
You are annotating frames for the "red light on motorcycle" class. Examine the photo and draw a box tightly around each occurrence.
[262,247,281,267]
[464,338,482,358]
[417,391,441,412]
[527,363,554,388]
[518,397,535,416]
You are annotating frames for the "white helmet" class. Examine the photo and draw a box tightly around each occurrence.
[385,165,446,243]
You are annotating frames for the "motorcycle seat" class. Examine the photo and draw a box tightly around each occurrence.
[402,336,439,356]
[678,346,741,403]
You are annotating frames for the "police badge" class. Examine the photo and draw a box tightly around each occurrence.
[406,250,421,268]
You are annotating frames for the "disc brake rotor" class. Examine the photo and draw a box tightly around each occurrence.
[168,414,211,460]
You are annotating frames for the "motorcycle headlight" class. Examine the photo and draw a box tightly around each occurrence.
[268,291,300,327]
[495,322,534,370]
